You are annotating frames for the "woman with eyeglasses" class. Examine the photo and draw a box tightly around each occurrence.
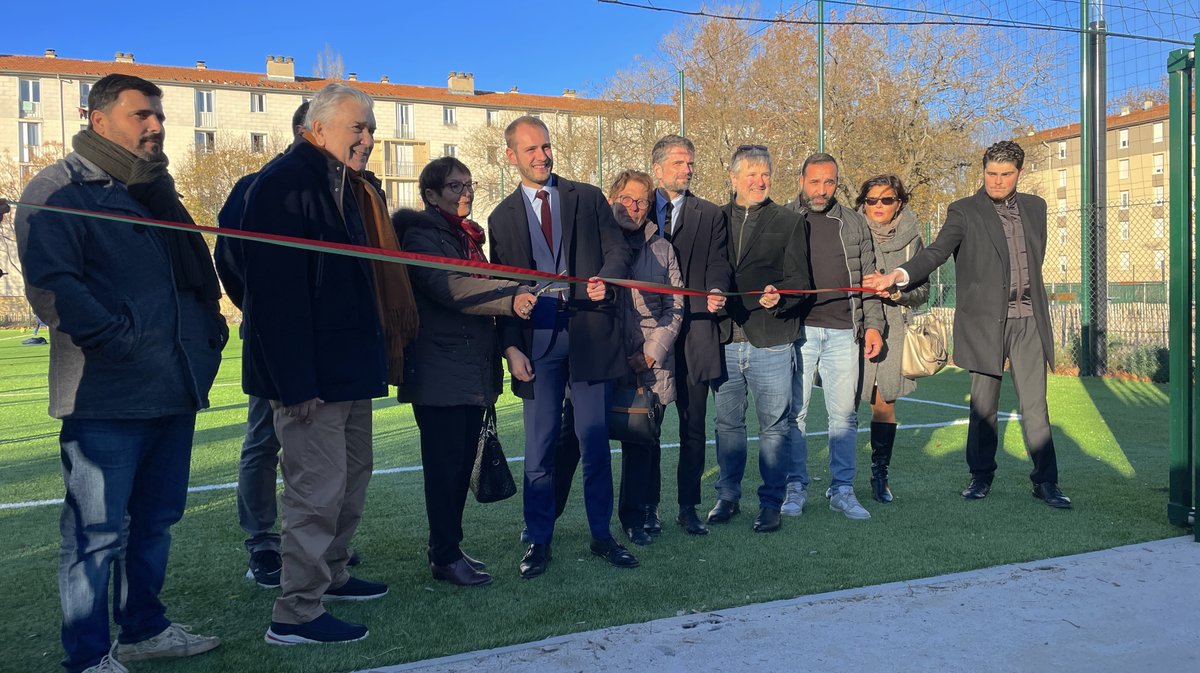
[394,157,537,586]
[855,175,929,504]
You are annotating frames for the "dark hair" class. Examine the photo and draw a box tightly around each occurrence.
[607,169,654,201]
[854,174,911,209]
[651,135,695,166]
[983,140,1025,170]
[418,156,471,206]
[801,152,838,177]
[504,115,550,149]
[87,74,162,128]
[291,101,310,134]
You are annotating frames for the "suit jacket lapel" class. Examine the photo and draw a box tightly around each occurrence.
[558,176,577,266]
[502,188,534,268]
[974,191,1010,269]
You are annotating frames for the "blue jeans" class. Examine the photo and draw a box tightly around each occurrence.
[788,326,861,490]
[711,341,794,509]
[58,415,196,673]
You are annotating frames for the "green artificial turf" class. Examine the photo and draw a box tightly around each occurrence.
[0,328,1181,673]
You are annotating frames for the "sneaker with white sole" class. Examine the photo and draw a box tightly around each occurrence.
[265,612,368,645]
[828,486,871,520]
[113,623,220,662]
[82,643,128,673]
[780,482,807,516]
[321,576,388,602]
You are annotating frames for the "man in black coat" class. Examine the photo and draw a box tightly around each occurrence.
[646,134,733,535]
[488,116,633,578]
[866,141,1071,509]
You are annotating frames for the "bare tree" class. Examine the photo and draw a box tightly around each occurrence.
[313,44,345,81]
[173,132,289,239]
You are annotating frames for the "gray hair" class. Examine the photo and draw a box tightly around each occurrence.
[729,144,772,174]
[651,134,695,166]
[801,152,838,177]
[304,83,374,131]
[983,140,1025,170]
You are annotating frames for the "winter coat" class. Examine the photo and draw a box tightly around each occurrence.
[619,219,684,406]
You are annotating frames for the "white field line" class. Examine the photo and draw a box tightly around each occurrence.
[0,400,1016,512]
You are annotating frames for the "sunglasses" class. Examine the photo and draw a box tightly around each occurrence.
[736,144,769,152]
[864,197,901,206]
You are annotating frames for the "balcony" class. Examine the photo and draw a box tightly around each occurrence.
[389,161,418,177]
[195,111,217,128]
[20,101,42,119]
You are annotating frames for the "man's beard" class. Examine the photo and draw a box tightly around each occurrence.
[801,192,833,213]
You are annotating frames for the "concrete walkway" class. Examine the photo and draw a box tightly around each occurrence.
[364,536,1200,673]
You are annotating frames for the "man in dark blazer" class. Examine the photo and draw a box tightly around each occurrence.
[488,116,634,578]
[646,134,733,535]
[708,144,812,533]
[866,140,1071,509]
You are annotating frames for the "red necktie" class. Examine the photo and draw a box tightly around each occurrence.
[536,190,553,250]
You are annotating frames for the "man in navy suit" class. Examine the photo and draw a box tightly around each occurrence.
[487,116,633,578]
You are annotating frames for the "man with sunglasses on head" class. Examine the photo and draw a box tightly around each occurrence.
[783,153,885,521]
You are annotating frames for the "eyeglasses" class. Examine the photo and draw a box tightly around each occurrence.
[444,180,477,195]
[616,195,650,210]
[864,197,901,206]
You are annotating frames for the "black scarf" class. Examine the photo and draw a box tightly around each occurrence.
[72,129,220,300]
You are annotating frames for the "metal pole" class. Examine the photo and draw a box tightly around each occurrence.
[817,0,825,153]
[1079,0,1094,375]
[1089,15,1108,374]
[1165,41,1195,530]
[678,69,686,137]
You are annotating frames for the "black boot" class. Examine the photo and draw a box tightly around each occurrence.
[869,421,896,503]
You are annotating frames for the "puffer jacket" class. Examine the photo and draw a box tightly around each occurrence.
[619,220,684,405]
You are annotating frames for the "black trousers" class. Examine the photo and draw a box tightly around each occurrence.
[413,404,484,566]
[965,316,1059,485]
[673,354,712,507]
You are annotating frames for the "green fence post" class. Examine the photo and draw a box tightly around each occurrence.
[1166,42,1195,531]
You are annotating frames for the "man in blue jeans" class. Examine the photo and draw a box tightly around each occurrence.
[16,74,225,673]
[784,153,885,520]
[709,145,811,533]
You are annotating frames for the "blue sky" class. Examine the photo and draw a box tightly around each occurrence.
[6,1,678,97]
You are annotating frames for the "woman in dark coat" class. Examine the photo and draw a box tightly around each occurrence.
[396,157,536,586]
[856,175,930,504]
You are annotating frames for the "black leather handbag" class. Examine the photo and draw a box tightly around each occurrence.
[470,405,517,503]
[608,386,662,444]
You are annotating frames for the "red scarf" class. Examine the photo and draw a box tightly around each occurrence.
[436,207,487,264]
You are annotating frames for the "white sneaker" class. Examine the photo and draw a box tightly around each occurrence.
[781,482,807,516]
[82,643,128,673]
[829,486,871,520]
[113,623,220,662]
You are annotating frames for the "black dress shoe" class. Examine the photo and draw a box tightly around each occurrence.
[590,537,639,568]
[518,543,551,579]
[961,478,991,500]
[676,506,710,535]
[624,526,653,546]
[431,558,493,586]
[707,499,740,524]
[1032,482,1073,509]
[753,507,782,533]
[461,552,487,571]
[642,505,663,536]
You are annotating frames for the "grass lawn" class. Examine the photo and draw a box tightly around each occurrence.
[0,327,1181,673]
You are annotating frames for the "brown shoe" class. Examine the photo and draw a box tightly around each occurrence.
[431,557,493,586]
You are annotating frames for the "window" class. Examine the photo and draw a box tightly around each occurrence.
[486,109,499,127]
[1057,141,1067,160]
[1057,169,1067,188]
[1153,122,1164,143]
[1153,153,1164,175]
[442,106,457,125]
[1057,198,1067,217]
[1154,186,1164,207]
[1118,128,1129,149]
[1155,249,1166,271]
[1058,256,1067,273]
[19,78,41,118]
[79,81,93,118]
[18,121,41,162]
[1119,251,1130,272]
[250,133,267,153]
[250,93,265,113]
[1119,222,1130,240]
[1120,191,1130,210]
[396,104,413,139]
[195,90,216,127]
[443,144,458,158]
[1059,227,1067,245]
[194,131,215,152]
[1154,218,1165,238]
[1118,159,1129,180]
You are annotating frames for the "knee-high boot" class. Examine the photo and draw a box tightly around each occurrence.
[870,421,897,503]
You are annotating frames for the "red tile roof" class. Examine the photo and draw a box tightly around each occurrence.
[1025,103,1174,143]
[0,54,672,117]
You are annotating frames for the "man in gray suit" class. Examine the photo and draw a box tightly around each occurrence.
[865,141,1070,509]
